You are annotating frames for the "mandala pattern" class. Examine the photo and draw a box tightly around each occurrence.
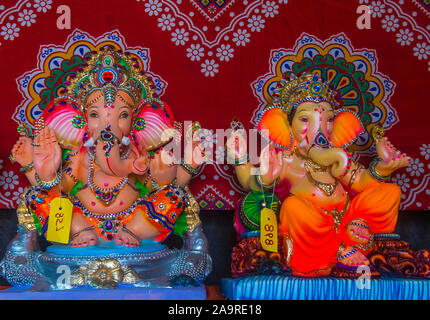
[251,32,397,155]
[137,0,289,77]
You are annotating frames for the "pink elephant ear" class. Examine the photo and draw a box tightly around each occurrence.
[132,99,175,151]
[330,109,365,148]
[42,99,87,149]
[255,107,294,151]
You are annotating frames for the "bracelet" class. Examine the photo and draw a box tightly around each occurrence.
[180,158,199,176]
[231,154,249,166]
[20,162,34,173]
[255,169,278,190]
[34,170,62,189]
[348,166,363,188]
[369,158,391,182]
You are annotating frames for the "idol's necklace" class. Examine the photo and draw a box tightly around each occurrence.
[87,157,128,206]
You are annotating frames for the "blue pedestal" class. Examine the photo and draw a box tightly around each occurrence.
[221,275,430,300]
[0,285,207,300]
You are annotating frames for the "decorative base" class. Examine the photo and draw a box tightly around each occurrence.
[231,234,430,279]
[221,275,430,300]
[0,226,212,290]
[0,285,207,300]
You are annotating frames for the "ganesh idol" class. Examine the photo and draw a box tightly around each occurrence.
[2,46,211,289]
[227,73,409,277]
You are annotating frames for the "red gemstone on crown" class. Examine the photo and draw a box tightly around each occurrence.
[102,71,114,83]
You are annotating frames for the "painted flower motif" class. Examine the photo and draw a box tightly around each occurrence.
[232,29,251,46]
[406,158,425,177]
[247,15,265,32]
[4,187,25,205]
[391,173,410,192]
[171,28,189,46]
[278,0,288,3]
[33,0,52,13]
[359,0,369,3]
[413,42,430,60]
[197,128,217,149]
[186,43,204,61]
[144,0,162,16]
[18,9,37,27]
[216,44,234,62]
[201,59,219,77]
[262,1,279,18]
[1,23,20,41]
[396,29,414,46]
[215,145,225,163]
[157,13,175,31]
[369,1,386,18]
[420,144,430,160]
[0,171,19,190]
[381,14,399,32]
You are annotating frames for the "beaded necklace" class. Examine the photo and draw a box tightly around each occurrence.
[87,156,128,206]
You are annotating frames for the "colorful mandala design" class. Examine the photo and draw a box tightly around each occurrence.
[251,32,397,155]
[13,29,167,127]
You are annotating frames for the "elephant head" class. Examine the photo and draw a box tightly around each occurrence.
[39,47,175,177]
[256,73,365,177]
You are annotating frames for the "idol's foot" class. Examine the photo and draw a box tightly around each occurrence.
[70,226,98,247]
[337,246,370,267]
[114,225,140,247]
[346,219,370,244]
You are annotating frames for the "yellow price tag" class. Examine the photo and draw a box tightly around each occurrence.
[46,197,73,244]
[260,207,278,252]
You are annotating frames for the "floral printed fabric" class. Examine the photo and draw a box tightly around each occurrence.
[0,0,429,211]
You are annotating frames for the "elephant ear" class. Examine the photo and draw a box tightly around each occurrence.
[132,99,175,151]
[255,107,294,151]
[330,110,365,148]
[42,99,87,149]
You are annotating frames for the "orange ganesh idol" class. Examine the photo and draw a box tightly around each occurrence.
[227,73,410,277]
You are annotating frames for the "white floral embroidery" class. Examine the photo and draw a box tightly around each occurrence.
[18,9,37,27]
[216,44,234,62]
[9,187,24,204]
[0,171,19,190]
[1,23,20,41]
[232,29,251,46]
[171,28,189,46]
[144,0,163,17]
[419,144,430,160]
[247,15,265,32]
[157,13,175,31]
[186,43,204,61]
[33,0,52,13]
[391,173,410,192]
[215,145,225,162]
[406,158,425,177]
[413,42,430,60]
[201,59,219,77]
[197,128,217,148]
[262,1,279,18]
[369,1,386,18]
[396,29,414,46]
[381,14,399,32]
[359,0,369,3]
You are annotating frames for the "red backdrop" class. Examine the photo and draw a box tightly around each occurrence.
[0,0,429,210]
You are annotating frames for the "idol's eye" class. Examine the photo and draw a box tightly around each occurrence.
[89,110,98,118]
[299,117,308,123]
[327,117,334,123]
[120,111,129,119]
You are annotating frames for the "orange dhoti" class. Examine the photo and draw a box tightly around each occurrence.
[278,182,401,276]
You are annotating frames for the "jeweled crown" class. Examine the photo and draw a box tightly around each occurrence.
[271,72,342,114]
[61,46,156,113]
